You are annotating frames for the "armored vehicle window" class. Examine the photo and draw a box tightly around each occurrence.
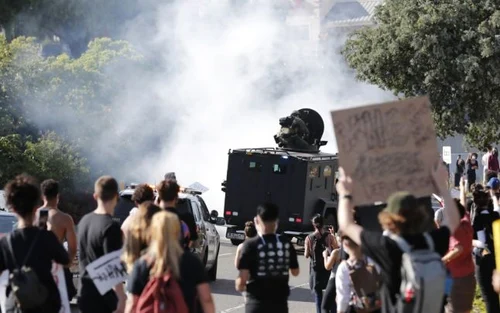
[272,164,287,174]
[248,161,262,172]
[309,166,319,177]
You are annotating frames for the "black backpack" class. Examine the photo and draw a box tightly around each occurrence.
[6,233,48,310]
[310,232,329,271]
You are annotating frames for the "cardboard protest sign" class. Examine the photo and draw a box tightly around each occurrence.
[331,96,438,206]
[86,249,128,295]
[0,262,70,313]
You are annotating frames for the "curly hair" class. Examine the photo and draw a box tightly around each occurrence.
[132,184,155,204]
[4,174,40,217]
[156,180,180,202]
[244,221,257,238]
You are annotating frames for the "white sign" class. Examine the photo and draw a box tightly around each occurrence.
[52,263,71,313]
[188,182,209,193]
[443,146,452,164]
[0,262,70,313]
[86,250,128,296]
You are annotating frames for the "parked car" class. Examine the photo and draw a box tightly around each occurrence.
[117,185,221,281]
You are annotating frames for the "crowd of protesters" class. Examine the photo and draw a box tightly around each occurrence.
[0,174,215,313]
[2,154,500,313]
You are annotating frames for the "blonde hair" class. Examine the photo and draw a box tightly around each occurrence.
[121,202,161,272]
[148,211,184,279]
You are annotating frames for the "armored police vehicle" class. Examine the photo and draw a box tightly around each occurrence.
[221,109,339,245]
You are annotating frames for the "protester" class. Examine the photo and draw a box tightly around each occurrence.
[335,235,381,313]
[442,199,475,313]
[455,155,465,187]
[37,178,78,301]
[467,153,479,190]
[471,188,500,313]
[121,202,161,272]
[125,211,215,313]
[1,174,70,312]
[488,148,499,175]
[336,162,460,313]
[121,184,156,235]
[77,176,126,313]
[482,146,493,184]
[156,180,197,247]
[304,214,337,313]
[320,228,341,313]
[234,221,257,268]
[236,203,300,313]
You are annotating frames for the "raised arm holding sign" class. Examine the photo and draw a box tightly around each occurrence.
[331,96,439,206]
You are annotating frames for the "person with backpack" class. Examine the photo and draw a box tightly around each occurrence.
[125,211,215,313]
[236,203,300,313]
[335,235,381,313]
[0,175,70,313]
[336,162,461,313]
[305,215,337,313]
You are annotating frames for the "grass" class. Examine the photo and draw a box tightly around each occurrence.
[473,285,486,313]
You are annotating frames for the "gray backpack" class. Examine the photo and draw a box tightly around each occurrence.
[386,233,446,313]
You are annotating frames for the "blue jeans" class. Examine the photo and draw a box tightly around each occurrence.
[314,290,323,313]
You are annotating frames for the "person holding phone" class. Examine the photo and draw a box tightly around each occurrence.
[37,179,78,301]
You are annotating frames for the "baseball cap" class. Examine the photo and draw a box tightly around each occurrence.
[384,191,418,215]
[487,177,500,189]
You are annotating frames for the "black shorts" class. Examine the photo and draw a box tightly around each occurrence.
[245,300,288,313]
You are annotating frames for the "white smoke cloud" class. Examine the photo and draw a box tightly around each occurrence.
[117,0,393,211]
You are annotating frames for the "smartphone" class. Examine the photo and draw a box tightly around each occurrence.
[38,209,48,230]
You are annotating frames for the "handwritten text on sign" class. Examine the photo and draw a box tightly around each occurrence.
[331,96,438,206]
[86,249,128,295]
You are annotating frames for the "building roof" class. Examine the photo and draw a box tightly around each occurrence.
[323,0,383,26]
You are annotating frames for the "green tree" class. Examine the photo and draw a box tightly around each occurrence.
[342,1,500,149]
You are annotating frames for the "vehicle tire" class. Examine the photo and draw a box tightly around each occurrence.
[207,244,220,282]
[231,239,243,246]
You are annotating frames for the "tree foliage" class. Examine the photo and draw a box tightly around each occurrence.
[343,0,500,149]
[0,34,142,193]
[0,0,141,56]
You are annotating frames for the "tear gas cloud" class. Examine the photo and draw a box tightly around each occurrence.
[128,1,393,211]
[17,0,394,212]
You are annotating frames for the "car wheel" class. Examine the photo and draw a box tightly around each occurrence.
[230,239,243,246]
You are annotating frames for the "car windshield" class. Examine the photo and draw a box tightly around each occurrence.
[0,215,17,233]
[177,199,193,215]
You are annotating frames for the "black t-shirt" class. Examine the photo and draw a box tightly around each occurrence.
[360,227,450,312]
[127,251,208,313]
[164,207,198,242]
[0,227,69,313]
[472,210,500,255]
[237,234,299,304]
[77,212,123,312]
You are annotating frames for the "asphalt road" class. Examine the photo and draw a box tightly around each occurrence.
[72,226,316,313]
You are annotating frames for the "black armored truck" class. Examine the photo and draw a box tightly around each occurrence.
[221,109,339,245]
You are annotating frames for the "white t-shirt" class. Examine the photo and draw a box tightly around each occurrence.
[483,152,490,173]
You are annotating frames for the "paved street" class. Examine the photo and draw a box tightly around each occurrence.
[72,226,316,313]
